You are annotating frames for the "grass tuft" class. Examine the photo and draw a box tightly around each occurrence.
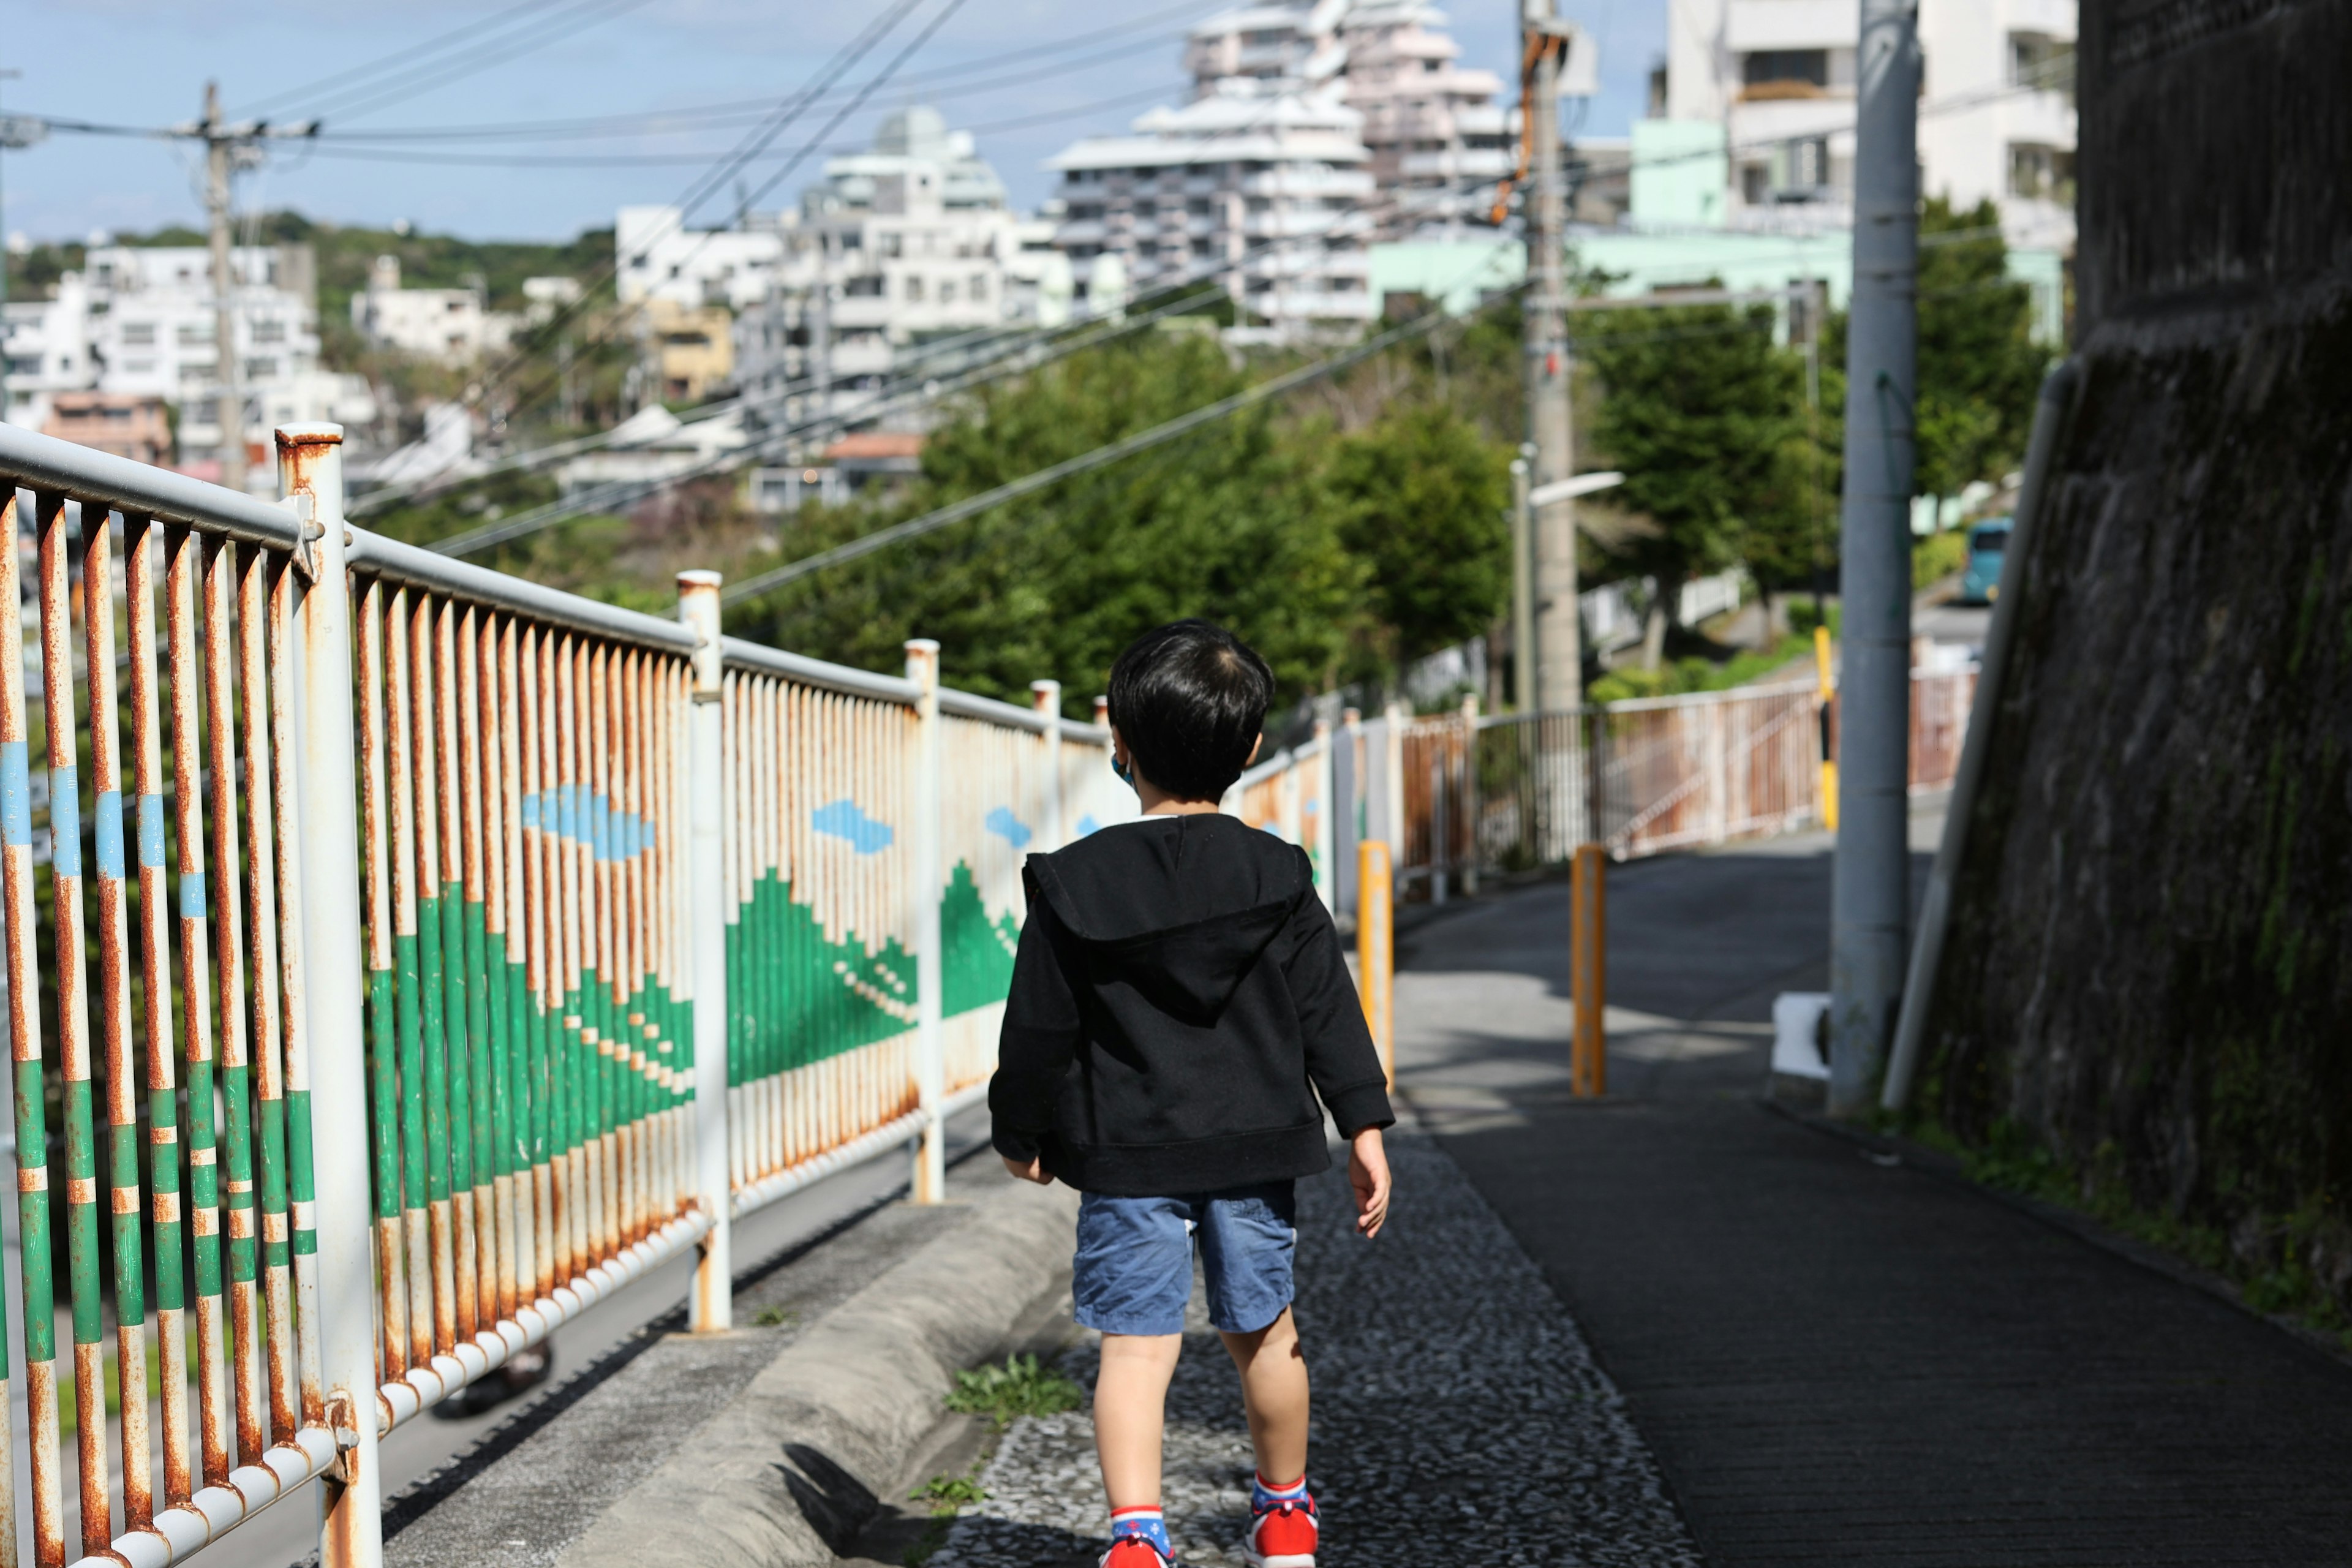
[944,1353,1084,1427]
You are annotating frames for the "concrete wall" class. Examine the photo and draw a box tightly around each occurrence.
[1925,0,2352,1316]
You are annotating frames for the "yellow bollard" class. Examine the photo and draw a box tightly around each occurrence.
[1570,842,1607,1098]
[1814,622,1839,832]
[1356,840,1395,1090]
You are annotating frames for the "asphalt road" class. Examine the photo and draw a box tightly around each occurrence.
[1392,816,2352,1565]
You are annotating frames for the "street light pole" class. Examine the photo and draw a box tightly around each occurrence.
[1827,0,1921,1115]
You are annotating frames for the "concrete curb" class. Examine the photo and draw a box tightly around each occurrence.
[559,1177,1080,1567]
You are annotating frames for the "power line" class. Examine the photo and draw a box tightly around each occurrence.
[292,86,1182,169]
[236,0,573,117]
[464,0,939,410]
[307,23,1202,144]
[716,285,1526,608]
[297,0,659,127]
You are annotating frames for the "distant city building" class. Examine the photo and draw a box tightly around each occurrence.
[2,241,375,484]
[1042,0,1523,342]
[1182,1,1515,237]
[622,107,1036,430]
[1045,83,1378,340]
[350,254,513,363]
[1660,0,2077,249]
[647,299,734,404]
[42,391,172,465]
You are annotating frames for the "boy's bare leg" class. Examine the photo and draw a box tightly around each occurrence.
[1096,1332,1184,1509]
[1219,1307,1310,1483]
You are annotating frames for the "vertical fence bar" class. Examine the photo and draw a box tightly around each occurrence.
[84,502,151,1544]
[266,551,328,1433]
[678,574,730,1329]
[4,492,55,1568]
[904,641,944,1205]
[42,491,108,1561]
[171,527,231,1496]
[1030,682,1061,850]
[277,426,386,1568]
[241,546,297,1448]
[141,520,194,1516]
[386,589,433,1374]
[356,580,405,1382]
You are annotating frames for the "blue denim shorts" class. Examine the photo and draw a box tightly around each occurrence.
[1072,1182,1298,1337]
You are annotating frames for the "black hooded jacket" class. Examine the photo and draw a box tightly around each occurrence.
[989,813,1394,1195]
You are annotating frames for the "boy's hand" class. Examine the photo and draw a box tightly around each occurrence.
[1001,1153,1053,1186]
[1348,1128,1391,1240]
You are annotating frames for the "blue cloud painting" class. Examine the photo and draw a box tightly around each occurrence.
[984,806,1033,850]
[812,798,894,854]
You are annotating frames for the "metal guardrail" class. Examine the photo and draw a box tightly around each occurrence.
[0,420,1132,1568]
[1253,673,1980,930]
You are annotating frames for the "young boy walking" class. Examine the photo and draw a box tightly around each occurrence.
[991,620,1394,1568]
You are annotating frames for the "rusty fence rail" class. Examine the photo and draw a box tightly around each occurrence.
[0,419,1133,1568]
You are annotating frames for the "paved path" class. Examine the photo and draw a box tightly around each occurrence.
[1396,819,2352,1566]
[934,1134,1700,1568]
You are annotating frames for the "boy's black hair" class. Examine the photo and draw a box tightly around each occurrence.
[1106,619,1275,801]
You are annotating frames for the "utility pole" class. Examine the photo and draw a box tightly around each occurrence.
[201,82,248,493]
[1827,0,1921,1115]
[189,85,318,491]
[1521,0,1579,712]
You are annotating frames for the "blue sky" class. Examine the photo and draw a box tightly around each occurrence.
[0,1,1663,246]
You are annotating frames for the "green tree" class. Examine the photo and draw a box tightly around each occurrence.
[1909,197,2052,507]
[1580,303,1803,662]
[1323,402,1511,671]
[734,330,1362,713]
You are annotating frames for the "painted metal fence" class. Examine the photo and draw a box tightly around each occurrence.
[1239,671,1978,929]
[0,420,1128,1568]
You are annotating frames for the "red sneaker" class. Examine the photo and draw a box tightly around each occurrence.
[1099,1536,1172,1568]
[1242,1491,1318,1567]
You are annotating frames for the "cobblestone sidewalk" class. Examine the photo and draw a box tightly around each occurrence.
[929,1132,1703,1568]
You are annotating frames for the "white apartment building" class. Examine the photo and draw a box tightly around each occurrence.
[1183,1,1513,237]
[350,254,514,363]
[630,107,1030,413]
[2,242,375,478]
[1663,0,2077,248]
[1045,81,1378,338]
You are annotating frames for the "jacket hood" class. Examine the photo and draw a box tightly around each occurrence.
[1026,814,1310,1027]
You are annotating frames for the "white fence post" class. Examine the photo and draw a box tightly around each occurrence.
[678,572,732,1332]
[279,424,383,1568]
[1458,693,1480,898]
[1382,699,1407,877]
[1031,680,1063,850]
[1313,720,1336,911]
[907,641,946,1204]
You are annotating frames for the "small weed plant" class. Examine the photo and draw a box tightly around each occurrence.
[752,1305,796,1327]
[945,1354,1084,1427]
[912,1473,988,1515]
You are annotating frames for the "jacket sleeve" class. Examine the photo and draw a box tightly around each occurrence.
[990,870,1082,1164]
[1282,864,1396,1137]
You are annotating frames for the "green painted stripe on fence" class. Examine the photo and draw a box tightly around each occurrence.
[66,1075,102,1346]
[418,892,451,1204]
[186,1046,222,1301]
[368,968,399,1220]
[394,930,429,1220]
[440,883,473,1197]
[15,1057,52,1362]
